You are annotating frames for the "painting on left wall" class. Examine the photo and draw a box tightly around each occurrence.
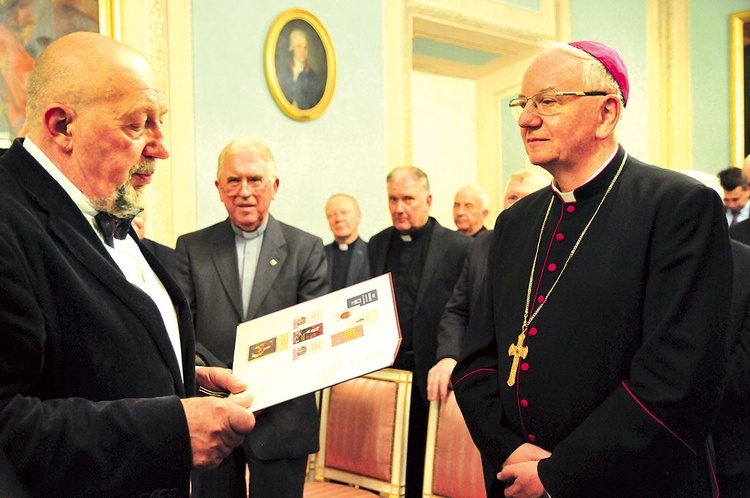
[0,0,114,147]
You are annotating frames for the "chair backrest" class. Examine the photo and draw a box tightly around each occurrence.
[306,368,412,498]
[422,391,485,498]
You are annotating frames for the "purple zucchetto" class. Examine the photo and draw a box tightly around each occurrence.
[568,41,629,107]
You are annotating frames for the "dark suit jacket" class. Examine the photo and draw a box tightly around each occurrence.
[0,140,195,497]
[714,240,750,475]
[729,218,750,247]
[173,216,329,460]
[436,229,493,361]
[368,218,471,401]
[324,236,370,290]
[141,237,176,276]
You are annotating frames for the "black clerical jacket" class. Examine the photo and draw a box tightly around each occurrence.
[324,236,370,290]
[369,218,471,401]
[454,147,732,497]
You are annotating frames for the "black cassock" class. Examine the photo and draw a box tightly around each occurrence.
[453,146,732,498]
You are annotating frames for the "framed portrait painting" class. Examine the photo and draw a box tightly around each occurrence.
[264,8,336,121]
[0,0,116,147]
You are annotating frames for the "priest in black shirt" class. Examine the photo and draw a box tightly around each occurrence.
[323,193,369,291]
[369,166,471,497]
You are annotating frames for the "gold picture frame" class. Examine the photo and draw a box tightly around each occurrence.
[730,9,750,166]
[264,8,336,121]
[0,0,118,147]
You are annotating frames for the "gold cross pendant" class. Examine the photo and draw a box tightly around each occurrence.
[507,332,528,387]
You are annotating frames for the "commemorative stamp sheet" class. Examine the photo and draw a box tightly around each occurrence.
[232,274,400,411]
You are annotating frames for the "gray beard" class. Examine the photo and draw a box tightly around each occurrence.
[111,182,144,218]
[91,161,154,218]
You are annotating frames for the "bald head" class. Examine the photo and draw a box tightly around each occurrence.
[453,185,489,236]
[326,193,362,244]
[24,31,169,215]
[26,32,156,135]
[503,167,552,210]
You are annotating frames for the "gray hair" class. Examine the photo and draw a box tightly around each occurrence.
[547,41,625,109]
[217,136,278,179]
[456,184,489,209]
[326,193,361,213]
[386,166,430,192]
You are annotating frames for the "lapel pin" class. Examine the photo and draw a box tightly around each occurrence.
[270,259,278,266]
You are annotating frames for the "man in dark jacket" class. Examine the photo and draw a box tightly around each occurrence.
[0,32,255,497]
[453,41,731,498]
[369,165,471,497]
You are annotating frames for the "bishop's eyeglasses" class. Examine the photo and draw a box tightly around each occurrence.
[509,89,608,119]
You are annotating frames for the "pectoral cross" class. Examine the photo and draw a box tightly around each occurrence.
[507,332,528,387]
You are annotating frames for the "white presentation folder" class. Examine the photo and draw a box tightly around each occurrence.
[231,273,401,411]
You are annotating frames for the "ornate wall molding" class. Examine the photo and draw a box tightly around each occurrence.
[145,0,172,244]
[119,0,196,245]
[390,0,569,221]
[646,0,691,171]
[406,0,564,42]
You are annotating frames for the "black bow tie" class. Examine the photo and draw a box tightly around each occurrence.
[95,212,133,247]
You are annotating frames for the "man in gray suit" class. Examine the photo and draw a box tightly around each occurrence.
[173,136,329,498]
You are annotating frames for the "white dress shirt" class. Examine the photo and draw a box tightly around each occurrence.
[23,137,183,378]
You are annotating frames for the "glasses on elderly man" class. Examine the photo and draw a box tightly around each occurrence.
[509,89,608,119]
[220,177,275,196]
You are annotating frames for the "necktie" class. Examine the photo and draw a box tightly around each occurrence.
[731,211,740,227]
[95,212,133,247]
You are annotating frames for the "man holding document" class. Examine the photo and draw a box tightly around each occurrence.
[174,136,329,498]
[0,33,255,497]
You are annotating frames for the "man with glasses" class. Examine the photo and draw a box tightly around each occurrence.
[173,136,328,498]
[452,41,731,498]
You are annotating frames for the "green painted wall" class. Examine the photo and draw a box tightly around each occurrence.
[691,0,748,171]
[191,0,748,237]
[192,0,387,241]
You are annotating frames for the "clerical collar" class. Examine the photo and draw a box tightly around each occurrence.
[231,217,268,240]
[337,240,359,251]
[397,217,434,242]
[550,146,621,203]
